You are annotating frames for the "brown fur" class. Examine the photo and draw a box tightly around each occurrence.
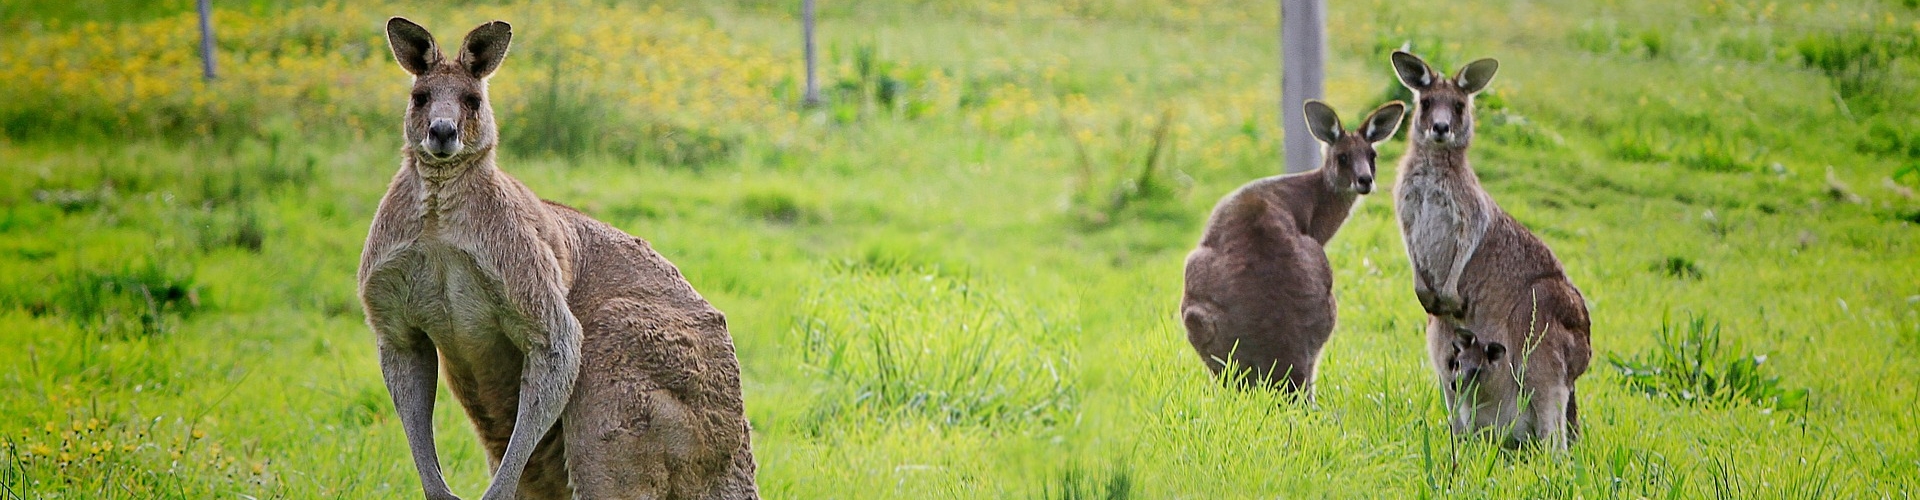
[1390,50,1591,449]
[358,18,756,499]
[1181,101,1405,395]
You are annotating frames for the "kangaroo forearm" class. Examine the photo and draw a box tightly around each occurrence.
[478,336,581,499]
[378,340,455,496]
[1441,206,1490,294]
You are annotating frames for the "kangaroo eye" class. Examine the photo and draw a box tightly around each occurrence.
[461,93,483,109]
[1420,98,1433,108]
[1337,153,1350,164]
[1454,102,1465,113]
[410,91,429,107]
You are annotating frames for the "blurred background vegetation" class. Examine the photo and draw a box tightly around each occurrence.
[0,0,1916,497]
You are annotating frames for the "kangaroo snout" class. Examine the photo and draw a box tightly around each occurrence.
[1427,120,1455,144]
[423,118,462,158]
[1355,175,1375,194]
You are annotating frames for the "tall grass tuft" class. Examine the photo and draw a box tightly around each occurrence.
[1795,30,1919,115]
[1035,464,1133,500]
[51,260,201,340]
[1607,314,1808,412]
[794,258,1077,430]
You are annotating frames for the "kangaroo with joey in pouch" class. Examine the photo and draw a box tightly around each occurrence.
[1181,100,1405,396]
[1390,50,1592,449]
[358,18,757,499]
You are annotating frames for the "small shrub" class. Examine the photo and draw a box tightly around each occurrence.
[1795,31,1918,114]
[231,207,266,252]
[1036,464,1133,500]
[1605,131,1666,163]
[1607,314,1808,412]
[191,204,266,253]
[1638,30,1669,59]
[737,188,822,225]
[32,186,113,213]
[1889,208,1920,225]
[1858,116,1920,159]
[52,261,202,339]
[1678,137,1759,174]
[1655,256,1703,280]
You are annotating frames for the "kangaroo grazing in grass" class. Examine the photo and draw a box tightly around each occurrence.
[1181,100,1406,395]
[1390,50,1591,449]
[358,18,757,499]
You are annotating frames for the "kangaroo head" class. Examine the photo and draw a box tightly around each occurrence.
[1303,100,1405,195]
[1447,335,1506,391]
[387,17,512,167]
[1391,50,1497,149]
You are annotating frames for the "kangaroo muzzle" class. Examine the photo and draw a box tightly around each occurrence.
[1426,117,1454,144]
[423,118,462,159]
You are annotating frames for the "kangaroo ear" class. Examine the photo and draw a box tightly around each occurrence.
[1484,342,1506,361]
[457,21,513,79]
[1303,100,1343,144]
[387,17,442,76]
[1451,337,1471,354]
[1360,101,1406,143]
[1455,58,1500,94]
[1391,50,1435,91]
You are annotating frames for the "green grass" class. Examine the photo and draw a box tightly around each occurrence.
[3,0,1920,498]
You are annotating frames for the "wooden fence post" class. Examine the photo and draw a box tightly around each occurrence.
[1281,0,1325,173]
[198,0,217,81]
[803,0,821,106]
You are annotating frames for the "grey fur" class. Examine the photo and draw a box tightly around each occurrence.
[1181,101,1405,395]
[1391,50,1592,449]
[360,17,757,499]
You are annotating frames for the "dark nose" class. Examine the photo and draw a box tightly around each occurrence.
[1431,121,1451,135]
[1357,175,1374,186]
[429,119,457,142]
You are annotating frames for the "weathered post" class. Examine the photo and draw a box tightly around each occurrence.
[802,0,821,106]
[1280,0,1325,173]
[197,0,217,81]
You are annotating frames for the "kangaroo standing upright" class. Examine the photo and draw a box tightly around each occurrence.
[358,18,757,499]
[1181,101,1406,396]
[1389,50,1592,449]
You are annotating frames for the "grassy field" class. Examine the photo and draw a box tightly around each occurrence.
[3,0,1919,497]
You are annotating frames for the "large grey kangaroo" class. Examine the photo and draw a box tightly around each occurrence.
[357,18,757,499]
[1181,100,1406,396]
[1389,50,1592,449]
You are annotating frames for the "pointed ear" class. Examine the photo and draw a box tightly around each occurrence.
[1451,337,1471,354]
[1455,58,1500,94]
[456,21,513,79]
[387,17,444,76]
[1484,342,1506,361]
[1303,100,1343,145]
[1391,51,1435,91]
[1359,101,1406,143]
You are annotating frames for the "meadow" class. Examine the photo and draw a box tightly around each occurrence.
[2,0,1918,497]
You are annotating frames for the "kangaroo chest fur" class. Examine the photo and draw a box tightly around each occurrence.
[360,171,547,371]
[1395,153,1483,287]
[370,236,527,357]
